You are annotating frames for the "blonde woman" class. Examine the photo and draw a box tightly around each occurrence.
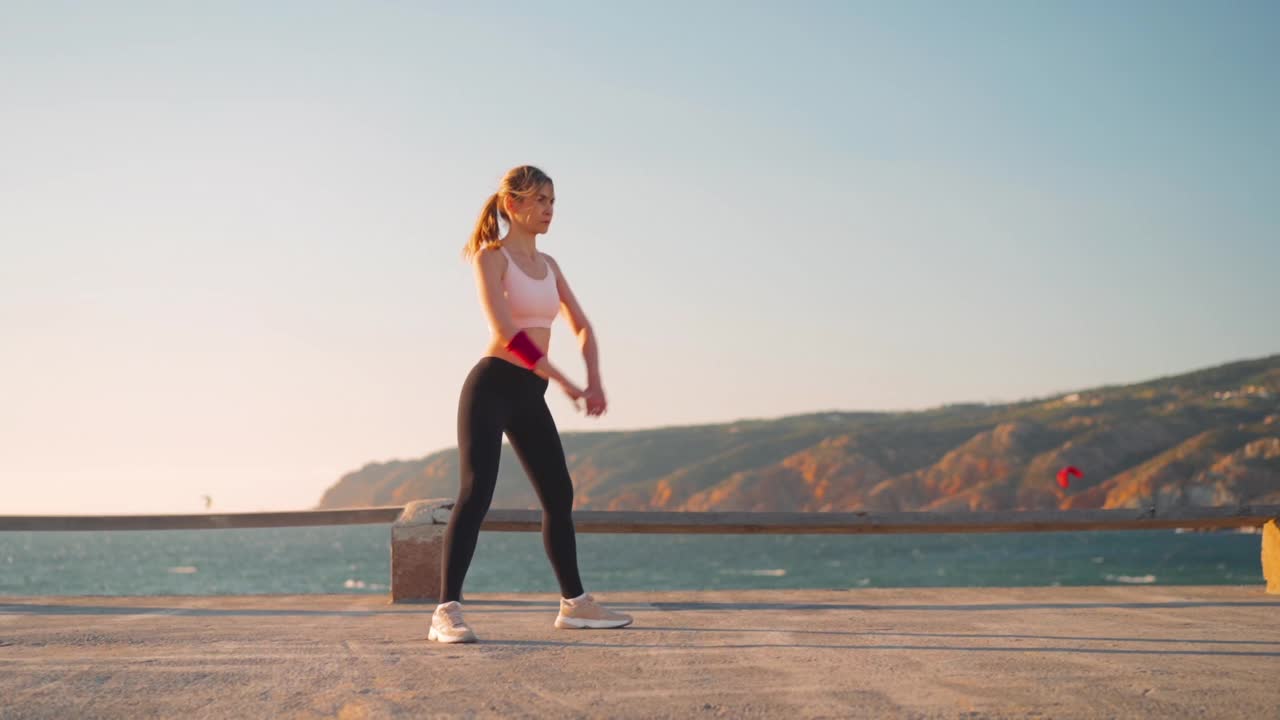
[429,166,633,644]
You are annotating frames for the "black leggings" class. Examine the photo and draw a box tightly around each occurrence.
[440,356,585,603]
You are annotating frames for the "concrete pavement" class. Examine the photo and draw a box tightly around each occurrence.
[2,587,1278,719]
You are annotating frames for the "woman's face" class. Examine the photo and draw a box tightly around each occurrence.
[507,183,555,234]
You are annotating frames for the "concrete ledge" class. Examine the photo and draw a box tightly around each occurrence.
[389,498,454,603]
[385,505,1280,599]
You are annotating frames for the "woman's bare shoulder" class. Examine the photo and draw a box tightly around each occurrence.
[540,251,563,271]
[475,244,508,268]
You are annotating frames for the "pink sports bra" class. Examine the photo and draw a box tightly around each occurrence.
[500,245,560,329]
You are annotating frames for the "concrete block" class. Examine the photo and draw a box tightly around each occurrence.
[1263,519,1279,595]
[390,498,455,603]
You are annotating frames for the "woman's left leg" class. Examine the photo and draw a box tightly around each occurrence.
[504,395,585,599]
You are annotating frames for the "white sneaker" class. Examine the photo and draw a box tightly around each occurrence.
[555,593,633,629]
[428,601,477,643]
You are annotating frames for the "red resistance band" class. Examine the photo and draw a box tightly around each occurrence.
[506,330,544,369]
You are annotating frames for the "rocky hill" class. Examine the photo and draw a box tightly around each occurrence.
[316,354,1280,512]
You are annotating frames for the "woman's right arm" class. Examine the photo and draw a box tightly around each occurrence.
[473,249,583,398]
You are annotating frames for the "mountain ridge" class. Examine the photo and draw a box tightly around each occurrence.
[316,354,1280,512]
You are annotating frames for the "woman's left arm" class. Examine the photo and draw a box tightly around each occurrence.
[545,255,606,414]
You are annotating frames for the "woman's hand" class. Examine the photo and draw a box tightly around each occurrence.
[583,383,607,417]
[558,379,586,412]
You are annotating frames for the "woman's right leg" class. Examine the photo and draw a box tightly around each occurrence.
[439,361,510,603]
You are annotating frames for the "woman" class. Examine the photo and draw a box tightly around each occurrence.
[429,165,634,644]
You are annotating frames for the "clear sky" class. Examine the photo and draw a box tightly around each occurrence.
[2,2,1277,514]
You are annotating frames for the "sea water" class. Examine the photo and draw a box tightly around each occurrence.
[0,527,1263,596]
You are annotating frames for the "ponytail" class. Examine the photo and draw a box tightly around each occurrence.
[463,193,504,261]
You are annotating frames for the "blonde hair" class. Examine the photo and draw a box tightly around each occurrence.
[463,165,553,261]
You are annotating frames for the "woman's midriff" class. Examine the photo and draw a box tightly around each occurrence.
[484,326,552,374]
